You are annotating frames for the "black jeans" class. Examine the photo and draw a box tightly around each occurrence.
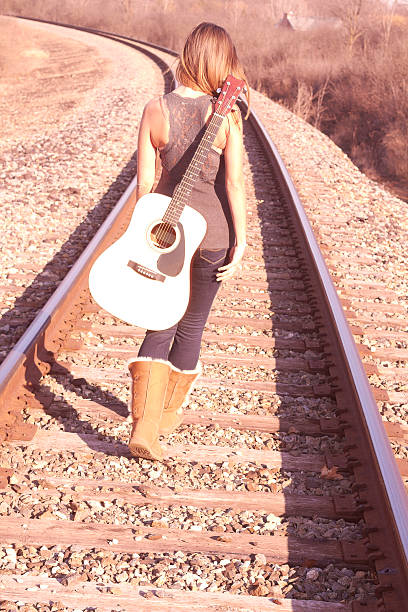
[138,247,229,370]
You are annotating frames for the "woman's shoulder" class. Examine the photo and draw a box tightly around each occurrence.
[143,96,163,115]
[141,96,170,127]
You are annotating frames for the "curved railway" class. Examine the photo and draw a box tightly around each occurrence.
[0,17,407,611]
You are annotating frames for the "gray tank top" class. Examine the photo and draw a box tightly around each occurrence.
[155,92,234,249]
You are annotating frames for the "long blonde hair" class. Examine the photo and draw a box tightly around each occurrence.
[176,22,250,116]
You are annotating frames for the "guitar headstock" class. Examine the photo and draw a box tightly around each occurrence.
[215,75,246,116]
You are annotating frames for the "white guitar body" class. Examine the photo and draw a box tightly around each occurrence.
[89,75,245,331]
[89,192,207,330]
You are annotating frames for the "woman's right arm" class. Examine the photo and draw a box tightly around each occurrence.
[136,101,160,201]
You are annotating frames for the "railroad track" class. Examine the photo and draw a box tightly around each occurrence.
[0,18,407,611]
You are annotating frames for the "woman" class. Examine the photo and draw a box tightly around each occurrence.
[128,22,249,461]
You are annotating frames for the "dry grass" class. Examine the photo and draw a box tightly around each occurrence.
[1,0,407,198]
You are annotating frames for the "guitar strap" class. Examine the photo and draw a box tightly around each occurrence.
[158,95,169,122]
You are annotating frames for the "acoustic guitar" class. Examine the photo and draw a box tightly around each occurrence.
[89,75,245,330]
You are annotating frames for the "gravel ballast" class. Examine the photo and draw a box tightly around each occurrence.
[0,18,399,610]
[0,17,164,363]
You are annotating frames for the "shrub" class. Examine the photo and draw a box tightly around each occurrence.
[1,0,407,198]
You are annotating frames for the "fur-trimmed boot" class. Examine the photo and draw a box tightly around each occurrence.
[127,358,171,461]
[159,362,201,435]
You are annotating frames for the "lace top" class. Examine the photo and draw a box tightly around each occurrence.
[155,92,234,249]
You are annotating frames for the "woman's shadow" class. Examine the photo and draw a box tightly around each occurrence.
[241,119,333,602]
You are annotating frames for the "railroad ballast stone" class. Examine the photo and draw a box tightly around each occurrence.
[0,545,375,603]
[0,16,163,362]
[0,19,397,609]
[248,88,408,433]
[142,44,408,446]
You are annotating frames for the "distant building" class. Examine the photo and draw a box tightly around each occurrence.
[275,12,342,32]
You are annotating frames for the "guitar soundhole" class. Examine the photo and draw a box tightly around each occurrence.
[150,222,177,250]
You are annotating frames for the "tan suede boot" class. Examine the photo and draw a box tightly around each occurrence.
[127,358,171,461]
[159,363,201,435]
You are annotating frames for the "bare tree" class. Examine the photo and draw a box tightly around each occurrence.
[323,0,374,54]
[293,80,314,121]
[381,0,397,52]
[231,0,246,29]
[160,0,174,13]
[332,0,364,52]
[292,74,331,128]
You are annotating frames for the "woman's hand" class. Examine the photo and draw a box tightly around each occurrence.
[216,243,246,282]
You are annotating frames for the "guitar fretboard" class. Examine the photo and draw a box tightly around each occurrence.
[162,112,225,225]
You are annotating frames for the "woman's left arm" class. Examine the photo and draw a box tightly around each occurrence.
[216,111,246,282]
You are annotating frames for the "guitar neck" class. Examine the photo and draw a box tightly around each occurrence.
[163,111,225,224]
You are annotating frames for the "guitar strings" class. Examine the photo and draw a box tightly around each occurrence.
[155,115,223,248]
[162,107,226,222]
[154,112,225,246]
[154,82,235,246]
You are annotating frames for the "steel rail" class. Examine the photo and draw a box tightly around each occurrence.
[2,16,408,584]
[0,177,138,395]
[63,21,408,571]
[0,20,178,404]
[244,107,408,569]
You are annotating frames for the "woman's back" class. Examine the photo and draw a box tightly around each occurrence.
[155,91,234,249]
[159,92,221,182]
[128,21,248,461]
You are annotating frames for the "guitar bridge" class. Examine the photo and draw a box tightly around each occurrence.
[127,260,165,282]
